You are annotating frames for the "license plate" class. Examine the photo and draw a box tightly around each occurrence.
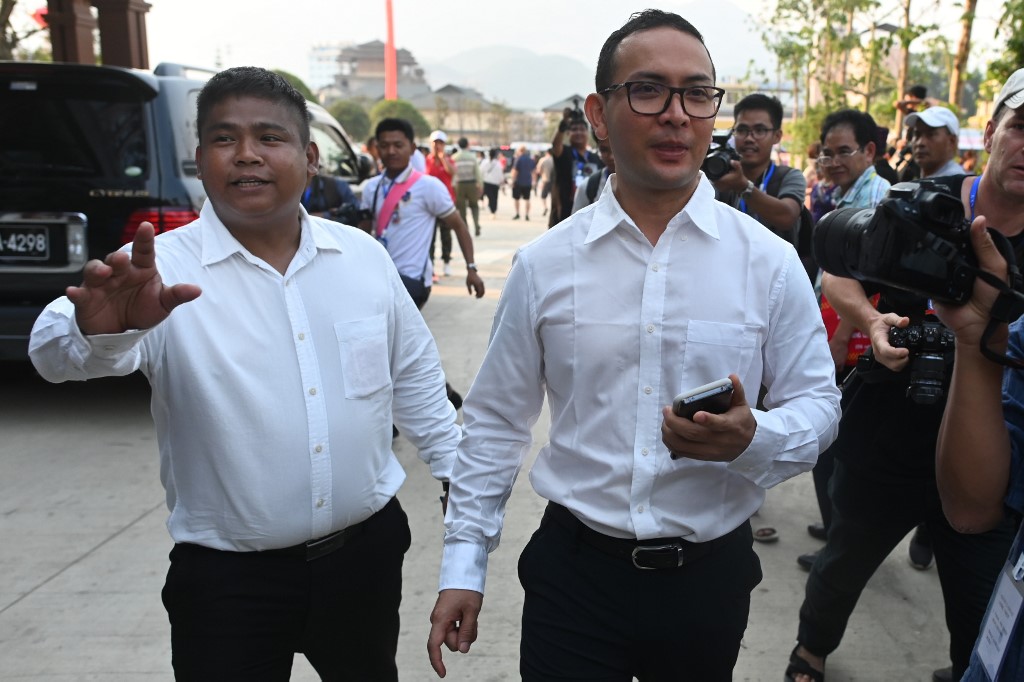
[0,225,49,261]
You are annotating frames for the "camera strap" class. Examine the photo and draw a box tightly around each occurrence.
[975,229,1024,369]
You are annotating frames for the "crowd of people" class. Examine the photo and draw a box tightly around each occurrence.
[22,7,1024,682]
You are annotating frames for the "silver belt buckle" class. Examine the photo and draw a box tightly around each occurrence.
[631,542,684,569]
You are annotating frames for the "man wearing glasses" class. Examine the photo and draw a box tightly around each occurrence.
[428,10,840,681]
[712,93,806,244]
[818,109,891,210]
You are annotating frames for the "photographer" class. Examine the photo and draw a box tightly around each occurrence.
[934,68,1024,682]
[712,94,805,244]
[301,172,358,222]
[549,105,602,226]
[785,82,1024,682]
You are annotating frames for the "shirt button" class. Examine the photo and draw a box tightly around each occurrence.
[646,324,655,333]
[644,386,653,394]
[314,444,323,454]
[298,332,306,341]
[638,505,645,513]
[316,498,325,508]
[641,448,649,456]
[309,387,317,396]
[652,264,659,272]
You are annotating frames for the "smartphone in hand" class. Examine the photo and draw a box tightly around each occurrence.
[672,378,734,420]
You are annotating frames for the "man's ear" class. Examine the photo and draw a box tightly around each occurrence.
[306,140,321,179]
[195,146,202,179]
[864,141,876,161]
[585,93,608,141]
[984,118,996,154]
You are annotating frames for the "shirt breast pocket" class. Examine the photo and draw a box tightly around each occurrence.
[680,320,759,386]
[335,315,392,400]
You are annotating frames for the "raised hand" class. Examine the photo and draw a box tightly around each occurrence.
[67,222,201,335]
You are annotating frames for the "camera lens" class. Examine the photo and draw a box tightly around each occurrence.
[702,153,732,181]
[812,207,874,280]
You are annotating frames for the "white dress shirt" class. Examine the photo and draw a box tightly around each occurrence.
[440,175,841,593]
[30,203,460,551]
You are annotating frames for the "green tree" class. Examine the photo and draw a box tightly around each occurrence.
[272,69,315,101]
[368,99,430,139]
[988,0,1024,83]
[328,99,370,141]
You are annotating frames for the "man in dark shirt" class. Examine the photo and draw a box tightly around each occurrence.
[549,109,601,226]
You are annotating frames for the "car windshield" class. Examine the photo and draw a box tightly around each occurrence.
[0,78,149,180]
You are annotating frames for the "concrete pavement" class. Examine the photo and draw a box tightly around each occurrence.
[1,193,952,680]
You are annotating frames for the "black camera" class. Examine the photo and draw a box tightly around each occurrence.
[889,320,955,404]
[812,180,976,304]
[334,204,373,227]
[702,131,740,182]
[854,319,956,405]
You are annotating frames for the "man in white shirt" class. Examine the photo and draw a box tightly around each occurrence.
[427,10,840,681]
[360,118,484,308]
[29,67,460,681]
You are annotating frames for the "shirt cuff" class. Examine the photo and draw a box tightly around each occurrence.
[438,540,489,594]
[726,409,798,487]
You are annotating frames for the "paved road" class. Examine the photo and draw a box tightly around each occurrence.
[0,195,952,680]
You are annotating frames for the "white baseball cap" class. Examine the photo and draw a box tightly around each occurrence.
[994,68,1024,116]
[905,106,959,136]
[429,130,448,143]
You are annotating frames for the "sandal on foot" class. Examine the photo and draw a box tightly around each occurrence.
[784,644,824,682]
[753,526,779,543]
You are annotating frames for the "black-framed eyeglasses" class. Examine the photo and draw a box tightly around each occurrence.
[732,125,777,140]
[598,81,725,118]
[817,147,865,167]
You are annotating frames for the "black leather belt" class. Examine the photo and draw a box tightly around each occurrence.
[262,498,395,561]
[544,502,744,570]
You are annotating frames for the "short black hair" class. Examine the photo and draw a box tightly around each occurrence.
[595,9,714,92]
[907,84,927,100]
[458,137,469,149]
[820,109,878,148]
[374,117,415,144]
[734,93,783,130]
[489,147,499,160]
[196,66,311,146]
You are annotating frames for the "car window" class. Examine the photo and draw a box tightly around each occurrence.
[310,122,357,181]
[0,79,149,181]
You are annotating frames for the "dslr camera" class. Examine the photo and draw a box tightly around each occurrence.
[856,318,955,404]
[812,180,976,304]
[702,130,741,182]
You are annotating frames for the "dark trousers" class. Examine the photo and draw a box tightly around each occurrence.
[483,182,500,214]
[518,506,762,681]
[429,219,452,264]
[161,498,411,681]
[798,461,1015,677]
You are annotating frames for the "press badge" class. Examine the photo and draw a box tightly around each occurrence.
[977,530,1024,678]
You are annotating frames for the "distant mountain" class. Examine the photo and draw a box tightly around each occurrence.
[421,47,592,110]
[418,2,774,111]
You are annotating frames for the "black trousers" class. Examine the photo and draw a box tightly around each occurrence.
[518,507,762,681]
[429,218,452,264]
[161,498,411,681]
[798,460,1016,677]
[483,182,500,214]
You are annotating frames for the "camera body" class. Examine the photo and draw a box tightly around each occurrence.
[702,131,741,182]
[812,180,976,304]
[334,204,373,227]
[888,320,955,404]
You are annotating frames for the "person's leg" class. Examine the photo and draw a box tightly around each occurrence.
[303,498,412,682]
[811,442,835,530]
[523,187,531,220]
[519,507,759,682]
[162,544,302,681]
[440,222,452,265]
[930,493,1016,678]
[797,460,919,662]
[455,184,469,225]
[468,185,481,234]
[513,186,521,219]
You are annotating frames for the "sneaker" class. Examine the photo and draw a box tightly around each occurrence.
[475,227,480,236]
[909,525,934,570]
[443,262,452,277]
[525,214,529,221]
[513,214,520,220]
[807,522,827,540]
[932,666,953,682]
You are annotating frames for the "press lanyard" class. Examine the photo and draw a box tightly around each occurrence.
[740,162,775,214]
[970,175,981,220]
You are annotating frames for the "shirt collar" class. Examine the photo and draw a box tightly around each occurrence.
[583,174,721,244]
[199,202,342,267]
[835,165,877,204]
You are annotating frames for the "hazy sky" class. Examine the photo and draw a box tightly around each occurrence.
[143,0,1005,89]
